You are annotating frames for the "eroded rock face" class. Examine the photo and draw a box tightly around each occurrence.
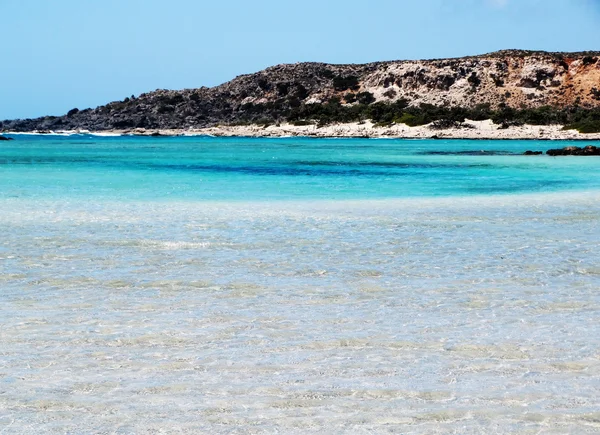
[2,49,600,131]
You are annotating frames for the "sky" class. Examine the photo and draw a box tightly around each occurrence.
[1,0,600,120]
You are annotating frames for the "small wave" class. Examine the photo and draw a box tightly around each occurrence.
[3,130,124,137]
[3,130,96,137]
[87,132,123,137]
[3,131,76,136]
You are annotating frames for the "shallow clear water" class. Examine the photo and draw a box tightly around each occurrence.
[1,136,600,433]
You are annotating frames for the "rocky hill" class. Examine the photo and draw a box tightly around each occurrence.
[3,49,600,132]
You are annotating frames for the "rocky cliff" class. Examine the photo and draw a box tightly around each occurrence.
[3,50,600,132]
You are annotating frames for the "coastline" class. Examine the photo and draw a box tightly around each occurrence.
[4,120,600,140]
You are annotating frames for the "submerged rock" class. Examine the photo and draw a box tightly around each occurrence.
[524,150,543,155]
[547,145,600,156]
[0,135,13,141]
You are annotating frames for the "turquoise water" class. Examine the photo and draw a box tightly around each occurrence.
[2,135,600,433]
[1,135,599,200]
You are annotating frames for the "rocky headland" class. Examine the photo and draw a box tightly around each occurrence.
[2,49,600,138]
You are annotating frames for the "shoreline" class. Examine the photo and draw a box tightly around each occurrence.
[4,120,600,141]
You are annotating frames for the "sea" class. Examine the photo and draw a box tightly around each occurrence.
[1,134,599,434]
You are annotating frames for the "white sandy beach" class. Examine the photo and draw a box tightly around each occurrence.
[12,120,600,141]
[188,120,600,141]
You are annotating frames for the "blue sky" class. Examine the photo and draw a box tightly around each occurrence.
[2,0,599,120]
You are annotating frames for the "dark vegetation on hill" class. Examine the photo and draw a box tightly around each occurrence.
[283,100,600,133]
[2,50,600,133]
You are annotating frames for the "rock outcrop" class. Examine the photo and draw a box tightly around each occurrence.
[2,49,600,132]
[547,145,600,156]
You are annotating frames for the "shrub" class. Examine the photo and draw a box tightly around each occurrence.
[383,89,397,99]
[292,120,313,126]
[356,92,375,105]
[287,97,300,109]
[559,59,569,70]
[564,120,600,133]
[257,78,271,91]
[333,75,360,91]
[255,118,273,127]
[67,108,79,117]
[157,105,175,114]
[113,119,135,129]
[160,94,184,105]
[430,119,462,130]
[383,76,395,88]
[295,84,309,100]
[320,69,335,79]
[344,93,357,104]
[468,72,481,87]
[469,103,492,121]
[396,113,419,126]
[276,83,290,96]
[519,106,567,125]
[368,102,395,123]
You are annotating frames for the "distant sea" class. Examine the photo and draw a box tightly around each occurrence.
[1,135,600,433]
[2,135,600,200]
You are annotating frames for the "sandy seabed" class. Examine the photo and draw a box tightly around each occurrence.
[1,193,600,433]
